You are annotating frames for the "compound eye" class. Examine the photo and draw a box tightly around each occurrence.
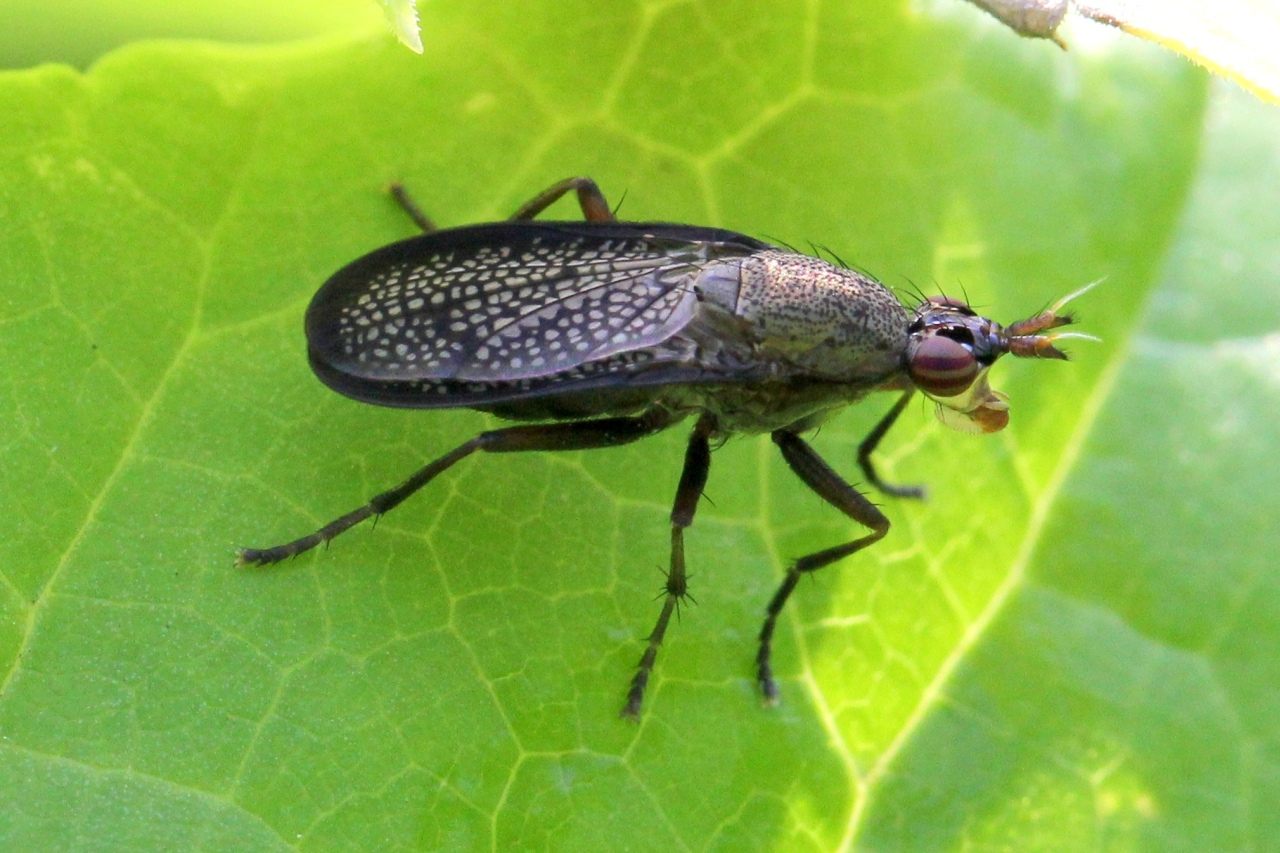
[909,334,979,397]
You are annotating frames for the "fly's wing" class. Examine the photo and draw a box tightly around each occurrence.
[306,221,772,409]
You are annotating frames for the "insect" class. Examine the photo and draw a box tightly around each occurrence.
[238,177,1095,719]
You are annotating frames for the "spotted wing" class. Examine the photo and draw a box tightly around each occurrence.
[306,221,771,408]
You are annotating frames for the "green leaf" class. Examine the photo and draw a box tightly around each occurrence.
[0,0,381,70]
[3,1,1271,849]
[855,82,1280,849]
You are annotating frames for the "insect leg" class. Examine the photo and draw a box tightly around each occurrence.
[622,416,715,719]
[237,409,678,567]
[508,177,616,223]
[759,431,890,704]
[857,390,924,499]
[387,182,438,233]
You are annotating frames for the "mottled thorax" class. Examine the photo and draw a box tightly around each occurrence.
[735,250,909,382]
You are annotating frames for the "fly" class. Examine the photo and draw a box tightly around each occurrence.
[238,177,1096,719]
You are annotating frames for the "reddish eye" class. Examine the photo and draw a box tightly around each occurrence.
[909,335,979,397]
